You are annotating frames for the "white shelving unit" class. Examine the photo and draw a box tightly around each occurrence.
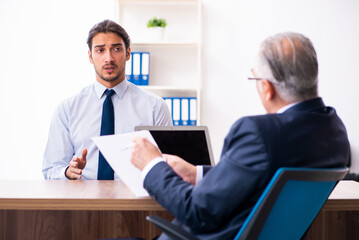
[115,0,202,124]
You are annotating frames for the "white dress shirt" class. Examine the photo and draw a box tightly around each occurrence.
[43,80,172,180]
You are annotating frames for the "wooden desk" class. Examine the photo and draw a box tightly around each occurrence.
[2,180,359,240]
[0,180,173,240]
[305,180,359,240]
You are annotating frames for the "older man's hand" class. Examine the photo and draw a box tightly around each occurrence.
[131,137,162,171]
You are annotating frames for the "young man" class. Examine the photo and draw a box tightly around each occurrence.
[43,20,172,180]
[130,32,350,239]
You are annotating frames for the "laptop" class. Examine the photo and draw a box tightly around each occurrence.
[134,126,215,166]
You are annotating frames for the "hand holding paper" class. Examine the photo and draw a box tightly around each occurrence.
[131,136,162,171]
[92,130,159,197]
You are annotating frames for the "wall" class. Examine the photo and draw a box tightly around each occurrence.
[201,0,359,174]
[0,0,117,179]
[0,0,358,180]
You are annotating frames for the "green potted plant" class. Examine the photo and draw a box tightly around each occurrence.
[147,17,167,41]
[147,17,167,28]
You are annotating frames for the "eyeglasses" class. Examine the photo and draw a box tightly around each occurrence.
[248,69,266,81]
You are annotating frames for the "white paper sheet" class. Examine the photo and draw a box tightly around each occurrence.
[92,130,157,197]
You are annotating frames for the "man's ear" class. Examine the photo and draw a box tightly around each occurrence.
[88,50,93,64]
[262,79,275,101]
[126,47,131,61]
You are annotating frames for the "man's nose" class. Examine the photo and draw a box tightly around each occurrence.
[104,50,114,63]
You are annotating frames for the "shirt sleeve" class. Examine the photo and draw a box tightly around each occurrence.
[42,102,74,180]
[195,166,203,185]
[141,156,166,181]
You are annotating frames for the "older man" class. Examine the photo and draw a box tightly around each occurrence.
[130,32,350,239]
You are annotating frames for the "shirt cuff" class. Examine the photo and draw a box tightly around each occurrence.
[59,166,71,180]
[141,157,165,181]
[195,165,203,185]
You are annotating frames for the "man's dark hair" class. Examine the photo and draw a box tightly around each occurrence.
[87,19,131,50]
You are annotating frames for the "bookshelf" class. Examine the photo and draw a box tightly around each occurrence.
[115,0,202,124]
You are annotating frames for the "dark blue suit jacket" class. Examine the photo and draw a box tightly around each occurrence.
[144,97,350,239]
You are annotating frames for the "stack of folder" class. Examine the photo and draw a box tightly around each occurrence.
[163,97,197,126]
[125,52,150,85]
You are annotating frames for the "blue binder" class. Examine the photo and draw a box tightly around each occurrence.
[172,98,181,126]
[181,98,189,125]
[141,52,150,85]
[163,97,197,126]
[164,97,173,120]
[189,98,197,126]
[132,52,141,85]
[125,52,133,83]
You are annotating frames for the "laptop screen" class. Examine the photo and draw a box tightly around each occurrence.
[134,126,214,166]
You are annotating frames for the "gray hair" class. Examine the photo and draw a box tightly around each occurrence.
[255,32,318,102]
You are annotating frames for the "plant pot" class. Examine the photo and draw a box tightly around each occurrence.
[147,27,165,42]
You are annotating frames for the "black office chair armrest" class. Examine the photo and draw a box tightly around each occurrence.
[146,216,199,240]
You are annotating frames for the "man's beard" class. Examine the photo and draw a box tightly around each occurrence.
[96,64,123,82]
[99,73,121,82]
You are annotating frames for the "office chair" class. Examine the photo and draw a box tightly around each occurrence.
[146,167,348,240]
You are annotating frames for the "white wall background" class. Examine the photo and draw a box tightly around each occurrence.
[0,0,117,179]
[201,0,359,173]
[1,0,359,180]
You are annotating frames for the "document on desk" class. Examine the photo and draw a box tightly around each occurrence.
[92,130,157,197]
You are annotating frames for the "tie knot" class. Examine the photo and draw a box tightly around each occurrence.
[105,89,115,98]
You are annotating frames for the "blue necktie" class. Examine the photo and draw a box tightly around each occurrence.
[98,89,115,180]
